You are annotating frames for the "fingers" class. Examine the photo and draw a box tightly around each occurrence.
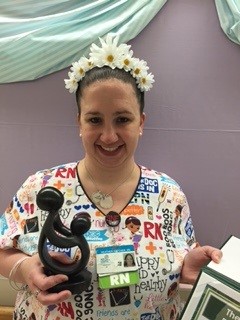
[49,251,75,265]
[202,246,222,263]
[30,271,67,289]
[36,288,72,305]
[38,273,69,292]
[30,273,71,305]
[25,255,72,305]
[17,252,73,305]
[211,249,222,263]
[34,288,41,299]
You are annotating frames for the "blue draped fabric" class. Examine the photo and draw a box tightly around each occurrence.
[215,0,240,45]
[0,0,167,84]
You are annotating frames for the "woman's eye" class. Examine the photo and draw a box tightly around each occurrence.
[89,117,101,124]
[116,117,129,124]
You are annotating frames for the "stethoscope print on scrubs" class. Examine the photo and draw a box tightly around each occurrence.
[66,185,84,205]
[162,249,175,275]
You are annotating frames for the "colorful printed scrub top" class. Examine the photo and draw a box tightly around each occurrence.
[0,162,196,320]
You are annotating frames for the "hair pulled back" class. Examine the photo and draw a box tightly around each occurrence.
[75,66,145,114]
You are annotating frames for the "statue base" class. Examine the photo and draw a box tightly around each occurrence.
[45,269,92,294]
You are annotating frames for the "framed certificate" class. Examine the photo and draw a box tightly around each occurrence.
[180,235,240,319]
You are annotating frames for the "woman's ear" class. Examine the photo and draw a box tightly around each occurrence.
[140,112,146,132]
[77,114,82,137]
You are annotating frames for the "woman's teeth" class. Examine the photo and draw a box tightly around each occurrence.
[101,146,118,152]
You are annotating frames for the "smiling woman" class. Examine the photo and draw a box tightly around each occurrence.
[0,34,221,320]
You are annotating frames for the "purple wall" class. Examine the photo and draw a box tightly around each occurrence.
[1,0,240,247]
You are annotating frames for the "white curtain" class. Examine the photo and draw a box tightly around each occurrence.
[215,0,240,45]
[0,0,167,84]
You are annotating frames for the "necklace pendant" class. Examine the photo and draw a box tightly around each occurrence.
[99,195,114,209]
[91,191,103,204]
[105,211,121,227]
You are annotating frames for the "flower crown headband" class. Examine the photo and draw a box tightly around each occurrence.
[64,34,154,94]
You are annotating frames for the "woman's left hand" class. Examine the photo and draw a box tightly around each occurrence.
[180,246,222,284]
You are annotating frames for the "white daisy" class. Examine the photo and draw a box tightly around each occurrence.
[117,50,134,71]
[90,34,130,69]
[99,34,131,56]
[64,72,78,93]
[71,57,93,81]
[137,72,155,92]
[131,58,149,79]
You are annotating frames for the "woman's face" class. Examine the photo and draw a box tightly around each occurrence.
[78,79,145,169]
[125,254,134,266]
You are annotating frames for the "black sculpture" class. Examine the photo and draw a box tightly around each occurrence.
[36,186,92,294]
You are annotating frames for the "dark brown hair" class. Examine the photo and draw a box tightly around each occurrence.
[75,66,145,114]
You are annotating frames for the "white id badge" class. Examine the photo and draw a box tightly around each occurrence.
[96,245,139,289]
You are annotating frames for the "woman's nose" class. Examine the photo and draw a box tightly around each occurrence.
[100,125,118,144]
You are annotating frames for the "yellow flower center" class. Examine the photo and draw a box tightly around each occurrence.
[79,68,84,75]
[124,59,130,66]
[134,68,140,75]
[107,55,114,63]
[141,78,146,84]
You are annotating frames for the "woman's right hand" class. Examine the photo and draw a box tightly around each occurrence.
[19,253,72,305]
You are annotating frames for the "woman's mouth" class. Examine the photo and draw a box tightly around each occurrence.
[97,145,122,155]
[101,146,119,152]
